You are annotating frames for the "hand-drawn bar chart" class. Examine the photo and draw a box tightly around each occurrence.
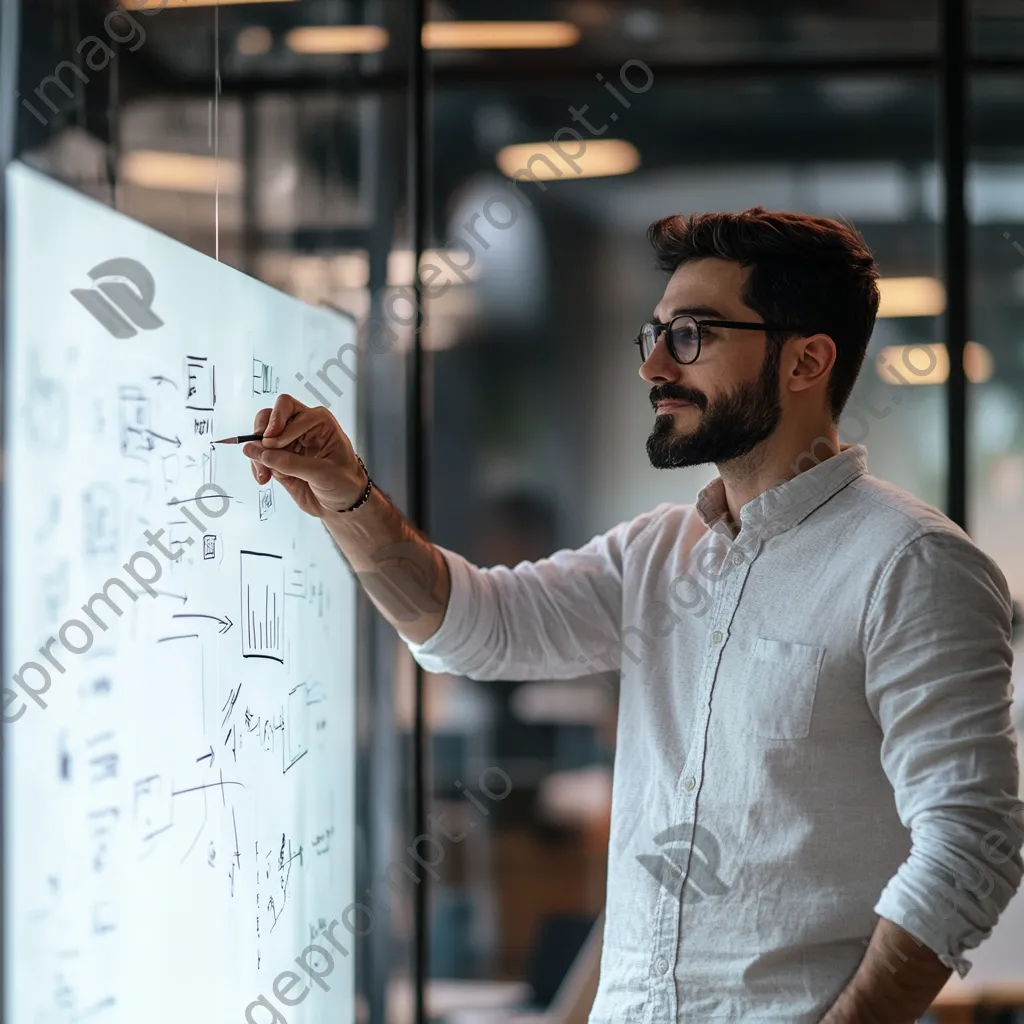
[240,551,284,663]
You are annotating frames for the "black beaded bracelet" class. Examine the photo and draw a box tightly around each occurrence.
[335,454,373,513]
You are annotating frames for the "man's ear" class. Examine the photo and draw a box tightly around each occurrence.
[786,333,836,395]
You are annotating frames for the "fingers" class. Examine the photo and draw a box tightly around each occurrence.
[251,445,327,484]
[253,407,273,435]
[243,441,272,484]
[246,395,326,485]
[263,393,310,439]
[263,407,340,450]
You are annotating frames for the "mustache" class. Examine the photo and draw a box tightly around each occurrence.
[650,385,708,412]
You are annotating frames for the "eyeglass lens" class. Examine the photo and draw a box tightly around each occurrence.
[640,316,700,363]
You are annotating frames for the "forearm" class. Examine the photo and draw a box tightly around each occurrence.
[323,484,450,645]
[820,918,951,1024]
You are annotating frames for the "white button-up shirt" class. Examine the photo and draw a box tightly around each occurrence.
[407,445,1024,1022]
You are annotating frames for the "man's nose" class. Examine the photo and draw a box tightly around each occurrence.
[639,331,681,384]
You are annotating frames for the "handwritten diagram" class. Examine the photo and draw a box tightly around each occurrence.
[258,485,275,522]
[184,356,216,412]
[252,357,279,396]
[240,551,284,663]
[283,682,309,774]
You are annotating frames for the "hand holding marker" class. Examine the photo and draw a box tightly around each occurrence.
[220,395,373,519]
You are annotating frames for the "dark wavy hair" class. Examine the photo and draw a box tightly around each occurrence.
[647,206,880,419]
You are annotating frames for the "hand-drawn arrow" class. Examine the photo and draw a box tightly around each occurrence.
[146,428,182,447]
[157,632,199,644]
[172,613,233,634]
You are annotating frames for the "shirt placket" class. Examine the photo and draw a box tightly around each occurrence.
[643,530,758,1024]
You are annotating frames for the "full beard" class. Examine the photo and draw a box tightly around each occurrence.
[646,349,782,469]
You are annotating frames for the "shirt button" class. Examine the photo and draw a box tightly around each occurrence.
[732,552,745,566]
[711,630,724,644]
[671,865,683,878]
[683,776,697,791]
[656,957,670,975]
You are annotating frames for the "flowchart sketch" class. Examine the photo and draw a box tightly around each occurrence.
[184,356,215,412]
[240,551,284,663]
[118,387,152,457]
[283,683,309,775]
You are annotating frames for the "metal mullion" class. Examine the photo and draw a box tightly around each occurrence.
[405,1,429,1022]
[941,0,969,529]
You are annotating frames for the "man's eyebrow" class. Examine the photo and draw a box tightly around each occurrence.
[665,304,727,319]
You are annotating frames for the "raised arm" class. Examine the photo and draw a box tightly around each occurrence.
[244,395,652,680]
[400,521,644,682]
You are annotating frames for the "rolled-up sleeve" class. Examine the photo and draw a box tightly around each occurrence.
[865,529,1024,975]
[405,506,668,682]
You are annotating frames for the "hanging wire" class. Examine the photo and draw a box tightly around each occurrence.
[213,0,222,261]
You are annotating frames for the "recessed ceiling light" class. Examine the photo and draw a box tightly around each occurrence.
[136,0,298,8]
[876,276,946,318]
[120,151,242,194]
[422,21,580,49]
[285,25,389,54]
[282,21,579,55]
[875,341,994,385]
[496,139,640,180]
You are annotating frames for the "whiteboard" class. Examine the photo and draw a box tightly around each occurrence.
[2,160,358,1024]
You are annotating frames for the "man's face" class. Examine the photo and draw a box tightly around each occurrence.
[640,258,783,469]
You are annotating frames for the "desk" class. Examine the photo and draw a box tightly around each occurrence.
[387,978,533,1024]
[928,887,1024,1022]
[931,980,1024,1023]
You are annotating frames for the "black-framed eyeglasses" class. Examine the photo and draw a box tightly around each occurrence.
[635,314,804,365]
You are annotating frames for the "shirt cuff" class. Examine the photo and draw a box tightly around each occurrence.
[404,546,477,669]
[874,882,975,978]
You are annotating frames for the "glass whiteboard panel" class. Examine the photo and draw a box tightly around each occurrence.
[3,160,357,1024]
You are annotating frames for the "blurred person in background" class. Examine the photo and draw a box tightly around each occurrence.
[244,206,1022,1024]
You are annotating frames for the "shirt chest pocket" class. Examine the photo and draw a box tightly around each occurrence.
[744,636,826,740]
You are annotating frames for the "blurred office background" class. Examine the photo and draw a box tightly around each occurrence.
[5,1,1024,1021]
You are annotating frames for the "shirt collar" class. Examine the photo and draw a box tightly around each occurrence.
[695,443,868,541]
